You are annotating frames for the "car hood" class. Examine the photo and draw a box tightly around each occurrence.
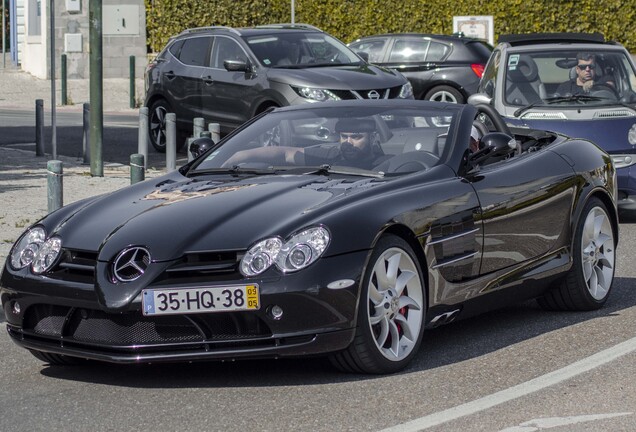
[266,64,406,89]
[506,116,636,152]
[50,172,388,263]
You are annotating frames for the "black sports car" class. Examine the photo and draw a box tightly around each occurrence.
[0,100,619,374]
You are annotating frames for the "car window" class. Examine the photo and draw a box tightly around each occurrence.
[479,49,501,97]
[502,49,636,107]
[426,41,450,61]
[178,36,211,67]
[245,32,361,67]
[349,39,387,63]
[389,38,429,63]
[192,105,458,175]
[210,36,247,68]
[167,39,184,58]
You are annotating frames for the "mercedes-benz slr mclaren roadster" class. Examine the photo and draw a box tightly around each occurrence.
[1,99,618,374]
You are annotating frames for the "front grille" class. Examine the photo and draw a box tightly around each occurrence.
[48,249,98,283]
[22,304,272,347]
[329,86,403,100]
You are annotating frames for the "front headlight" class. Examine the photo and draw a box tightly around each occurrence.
[10,227,46,270]
[240,226,331,277]
[611,154,636,169]
[31,237,62,274]
[399,81,414,99]
[293,86,341,102]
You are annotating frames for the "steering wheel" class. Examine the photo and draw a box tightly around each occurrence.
[590,83,619,99]
[472,103,512,136]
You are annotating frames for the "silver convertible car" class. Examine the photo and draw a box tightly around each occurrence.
[1,99,618,374]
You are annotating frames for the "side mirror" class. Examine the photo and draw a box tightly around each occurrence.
[470,132,517,165]
[189,133,215,159]
[224,59,250,72]
[467,93,492,106]
[356,51,369,63]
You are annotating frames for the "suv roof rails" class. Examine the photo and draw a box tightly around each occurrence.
[179,26,241,36]
[498,32,606,46]
[255,23,322,31]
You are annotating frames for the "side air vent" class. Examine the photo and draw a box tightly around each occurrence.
[595,110,635,118]
[521,112,567,120]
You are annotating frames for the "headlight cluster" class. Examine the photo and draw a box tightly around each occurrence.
[399,82,414,99]
[10,227,62,274]
[611,154,635,169]
[240,226,330,277]
[293,86,341,102]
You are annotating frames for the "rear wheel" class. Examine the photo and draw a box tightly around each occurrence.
[330,235,426,374]
[538,198,616,311]
[424,85,464,104]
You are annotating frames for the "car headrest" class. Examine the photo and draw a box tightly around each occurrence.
[508,57,538,82]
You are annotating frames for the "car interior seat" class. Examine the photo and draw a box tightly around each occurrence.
[505,56,547,105]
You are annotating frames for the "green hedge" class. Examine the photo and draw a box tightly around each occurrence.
[145,0,636,53]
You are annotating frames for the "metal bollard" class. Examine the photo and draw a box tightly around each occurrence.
[130,153,145,184]
[193,117,205,138]
[82,103,90,164]
[35,99,44,156]
[166,113,176,171]
[137,107,149,170]
[61,54,68,105]
[129,55,136,109]
[47,160,63,213]
[209,123,221,143]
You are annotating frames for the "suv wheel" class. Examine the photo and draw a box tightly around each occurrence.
[425,85,464,104]
[148,99,186,153]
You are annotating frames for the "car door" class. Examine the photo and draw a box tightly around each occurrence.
[467,149,576,275]
[166,36,211,130]
[199,36,260,130]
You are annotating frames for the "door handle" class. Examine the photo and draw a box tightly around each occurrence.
[203,76,215,86]
[164,71,176,80]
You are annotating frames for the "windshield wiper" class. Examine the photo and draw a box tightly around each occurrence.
[303,164,385,178]
[513,94,606,117]
[189,166,278,177]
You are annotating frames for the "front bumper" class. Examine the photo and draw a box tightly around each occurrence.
[1,250,368,364]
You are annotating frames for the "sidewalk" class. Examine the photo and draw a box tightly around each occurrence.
[0,64,145,112]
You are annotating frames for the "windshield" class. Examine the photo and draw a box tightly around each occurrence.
[244,32,363,67]
[191,105,455,175]
[503,49,636,108]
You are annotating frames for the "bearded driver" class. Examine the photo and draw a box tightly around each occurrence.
[222,117,386,170]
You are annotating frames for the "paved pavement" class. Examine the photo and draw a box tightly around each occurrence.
[0,63,145,112]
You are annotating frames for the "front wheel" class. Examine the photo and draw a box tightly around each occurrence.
[330,235,426,374]
[148,99,186,153]
[538,198,616,311]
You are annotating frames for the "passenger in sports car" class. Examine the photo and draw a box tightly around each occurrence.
[223,118,388,170]
[555,52,615,96]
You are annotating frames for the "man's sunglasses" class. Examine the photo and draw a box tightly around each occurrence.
[577,64,595,71]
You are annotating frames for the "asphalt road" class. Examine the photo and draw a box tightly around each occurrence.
[0,108,188,169]
[0,222,634,431]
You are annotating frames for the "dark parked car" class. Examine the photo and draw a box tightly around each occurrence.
[144,24,413,152]
[468,32,636,217]
[1,99,618,374]
[348,33,492,104]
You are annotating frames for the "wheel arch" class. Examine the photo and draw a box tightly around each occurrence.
[578,189,620,246]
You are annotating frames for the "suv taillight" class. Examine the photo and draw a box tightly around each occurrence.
[471,63,485,78]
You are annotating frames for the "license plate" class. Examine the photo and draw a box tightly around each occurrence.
[142,284,260,316]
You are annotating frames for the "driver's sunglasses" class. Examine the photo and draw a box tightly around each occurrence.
[340,133,366,140]
[577,64,595,71]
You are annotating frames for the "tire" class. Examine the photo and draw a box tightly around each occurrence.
[424,85,464,104]
[538,198,616,311]
[330,235,426,374]
[29,349,84,366]
[148,99,187,153]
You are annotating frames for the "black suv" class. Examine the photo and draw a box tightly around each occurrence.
[144,24,413,152]
[348,33,492,104]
